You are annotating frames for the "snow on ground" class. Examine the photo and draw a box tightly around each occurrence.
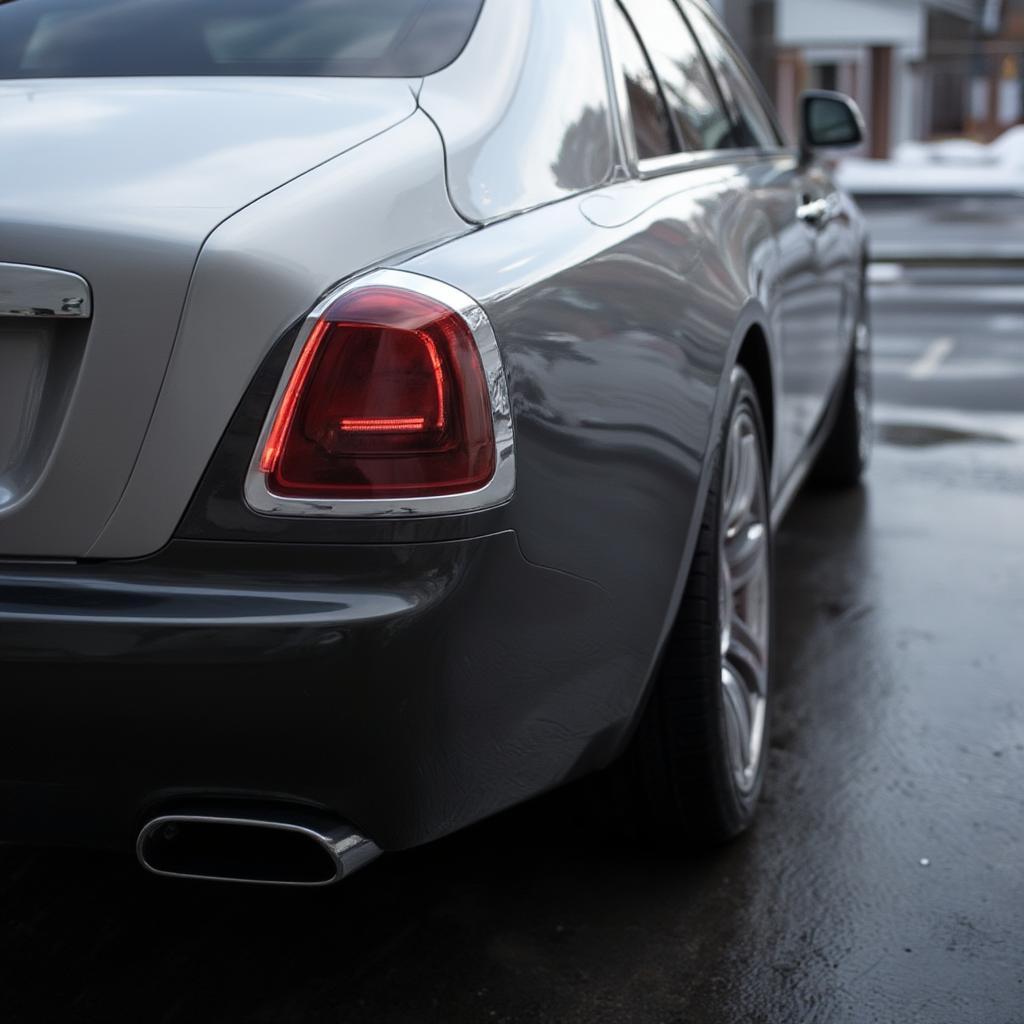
[839,158,1024,195]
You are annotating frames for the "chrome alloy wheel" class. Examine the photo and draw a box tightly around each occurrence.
[719,407,770,796]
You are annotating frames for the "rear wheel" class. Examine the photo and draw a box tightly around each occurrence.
[611,367,772,846]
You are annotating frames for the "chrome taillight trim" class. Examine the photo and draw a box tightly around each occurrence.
[0,262,92,319]
[244,268,515,519]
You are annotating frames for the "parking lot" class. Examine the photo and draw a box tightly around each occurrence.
[1,263,1022,1024]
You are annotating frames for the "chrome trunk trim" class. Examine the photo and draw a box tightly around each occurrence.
[0,263,92,319]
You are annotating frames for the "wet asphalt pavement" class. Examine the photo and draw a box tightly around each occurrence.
[2,267,1023,1024]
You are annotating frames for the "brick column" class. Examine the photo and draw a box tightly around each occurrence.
[869,46,894,159]
[776,48,806,144]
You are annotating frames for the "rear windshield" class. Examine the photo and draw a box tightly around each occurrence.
[0,0,485,79]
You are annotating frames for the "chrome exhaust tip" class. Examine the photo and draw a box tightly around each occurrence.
[137,811,381,887]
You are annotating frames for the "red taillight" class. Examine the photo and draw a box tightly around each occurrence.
[260,287,496,500]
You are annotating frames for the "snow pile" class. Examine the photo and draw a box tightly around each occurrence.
[839,125,1024,195]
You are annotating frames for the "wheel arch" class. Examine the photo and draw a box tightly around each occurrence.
[610,306,779,763]
[735,324,775,471]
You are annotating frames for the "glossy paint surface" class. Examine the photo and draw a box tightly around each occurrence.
[418,0,620,224]
[401,150,864,748]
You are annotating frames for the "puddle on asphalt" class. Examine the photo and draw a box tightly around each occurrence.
[877,423,1015,448]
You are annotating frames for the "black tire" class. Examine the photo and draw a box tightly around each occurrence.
[811,317,872,490]
[608,367,773,847]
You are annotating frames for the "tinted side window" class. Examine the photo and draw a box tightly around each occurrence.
[623,0,734,152]
[0,0,485,79]
[680,1,781,149]
[609,4,677,159]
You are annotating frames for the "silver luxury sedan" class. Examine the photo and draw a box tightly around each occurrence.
[0,0,870,885]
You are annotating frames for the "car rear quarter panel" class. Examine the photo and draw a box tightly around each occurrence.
[403,157,782,740]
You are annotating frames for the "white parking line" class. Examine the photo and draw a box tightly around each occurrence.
[908,337,956,380]
[867,262,905,285]
[988,315,1024,333]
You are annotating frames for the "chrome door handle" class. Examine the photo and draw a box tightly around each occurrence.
[796,197,829,228]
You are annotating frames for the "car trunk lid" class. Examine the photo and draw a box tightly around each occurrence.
[0,76,416,558]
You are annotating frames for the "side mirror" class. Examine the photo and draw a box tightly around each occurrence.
[800,90,865,158]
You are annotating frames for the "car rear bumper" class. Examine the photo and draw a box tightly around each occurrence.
[0,533,626,854]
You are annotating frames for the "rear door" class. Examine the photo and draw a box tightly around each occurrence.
[679,0,848,481]
[614,0,826,487]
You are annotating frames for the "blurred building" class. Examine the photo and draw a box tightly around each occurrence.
[962,0,1024,139]
[707,0,777,95]
[711,0,1024,153]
